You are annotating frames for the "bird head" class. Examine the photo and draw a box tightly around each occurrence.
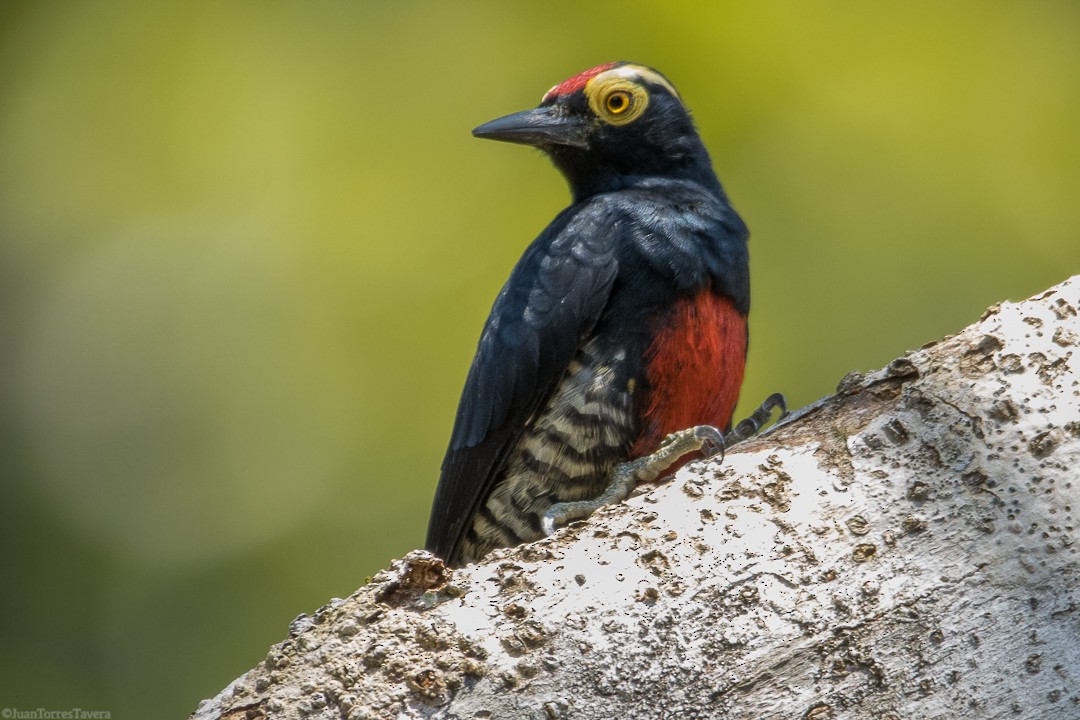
[473,62,718,201]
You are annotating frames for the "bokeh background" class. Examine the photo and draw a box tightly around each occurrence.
[1,1,1077,716]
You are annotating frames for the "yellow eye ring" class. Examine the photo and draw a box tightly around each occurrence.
[586,78,649,126]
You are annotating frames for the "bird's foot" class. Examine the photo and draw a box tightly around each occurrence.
[725,392,789,445]
[541,425,724,536]
[539,396,788,536]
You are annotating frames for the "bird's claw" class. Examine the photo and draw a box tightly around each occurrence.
[694,425,725,462]
[727,392,788,445]
[540,494,614,537]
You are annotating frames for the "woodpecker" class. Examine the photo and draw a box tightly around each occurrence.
[427,62,775,567]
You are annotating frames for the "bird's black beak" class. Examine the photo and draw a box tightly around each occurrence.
[472,106,590,149]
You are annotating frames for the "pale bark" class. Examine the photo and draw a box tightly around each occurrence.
[192,276,1080,720]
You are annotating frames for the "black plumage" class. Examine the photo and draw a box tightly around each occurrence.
[426,63,750,565]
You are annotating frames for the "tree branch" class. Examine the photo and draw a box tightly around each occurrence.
[192,276,1080,720]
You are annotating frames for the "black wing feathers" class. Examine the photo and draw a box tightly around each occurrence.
[426,202,621,560]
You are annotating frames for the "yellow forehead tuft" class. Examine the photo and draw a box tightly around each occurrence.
[585,64,681,102]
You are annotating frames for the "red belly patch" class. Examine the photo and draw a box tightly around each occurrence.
[632,292,747,458]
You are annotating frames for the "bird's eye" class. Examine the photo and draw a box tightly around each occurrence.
[606,91,631,115]
[586,77,649,126]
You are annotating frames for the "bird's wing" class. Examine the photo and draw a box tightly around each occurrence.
[426,203,621,561]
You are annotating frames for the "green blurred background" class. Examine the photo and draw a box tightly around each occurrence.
[1,1,1077,716]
